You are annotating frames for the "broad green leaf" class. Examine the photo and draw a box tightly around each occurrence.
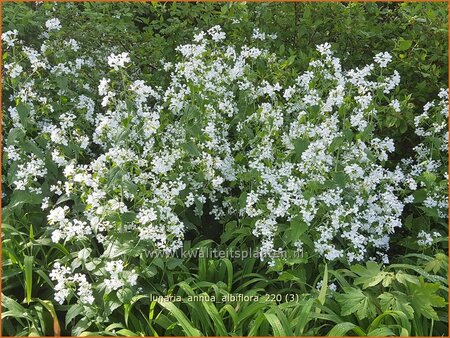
[395,271,419,286]
[397,39,412,51]
[409,278,446,320]
[117,287,133,304]
[352,261,383,288]
[66,304,84,328]
[378,292,414,319]
[335,287,377,320]
[288,216,308,242]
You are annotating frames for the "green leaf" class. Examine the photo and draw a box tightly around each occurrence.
[335,287,377,320]
[318,264,328,306]
[116,329,139,336]
[397,39,412,51]
[295,298,314,335]
[287,216,308,242]
[331,171,346,188]
[56,76,69,89]
[395,271,419,286]
[424,254,447,274]
[1,294,30,319]
[181,141,201,157]
[124,295,148,327]
[117,288,133,304]
[378,292,414,319]
[66,304,84,328]
[17,103,31,127]
[72,318,92,337]
[367,327,396,336]
[35,299,61,336]
[412,189,427,203]
[352,261,394,288]
[239,191,248,210]
[7,127,25,146]
[219,304,238,332]
[7,190,42,209]
[327,322,365,336]
[264,312,287,336]
[293,139,309,159]
[367,310,411,335]
[157,300,203,336]
[409,278,446,320]
[24,256,33,304]
[202,298,228,336]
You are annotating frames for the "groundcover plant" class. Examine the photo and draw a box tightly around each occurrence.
[1,2,448,337]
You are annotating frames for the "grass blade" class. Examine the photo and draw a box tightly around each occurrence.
[24,255,33,304]
[327,322,365,336]
[264,312,287,336]
[201,297,228,336]
[157,300,203,336]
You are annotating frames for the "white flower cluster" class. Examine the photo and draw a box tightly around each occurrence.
[2,30,19,47]
[104,260,138,293]
[417,230,441,247]
[402,88,448,219]
[50,263,94,305]
[107,52,130,71]
[2,22,447,308]
[373,52,392,68]
[45,18,62,31]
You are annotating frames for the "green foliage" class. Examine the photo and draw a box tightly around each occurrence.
[1,1,448,336]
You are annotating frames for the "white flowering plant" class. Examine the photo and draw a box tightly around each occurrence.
[2,4,448,337]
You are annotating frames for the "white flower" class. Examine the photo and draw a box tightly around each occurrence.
[45,18,62,31]
[374,52,392,68]
[137,207,158,224]
[107,52,130,70]
[252,28,266,41]
[48,206,67,224]
[105,260,124,274]
[193,31,205,42]
[9,64,23,78]
[417,230,438,247]
[207,25,226,42]
[390,99,401,112]
[41,197,50,210]
[316,43,332,56]
[98,78,110,96]
[2,30,19,47]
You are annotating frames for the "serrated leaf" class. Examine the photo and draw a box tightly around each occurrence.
[395,271,419,286]
[335,287,377,320]
[378,292,414,319]
[424,256,447,274]
[409,278,446,320]
[293,138,309,159]
[352,261,384,288]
